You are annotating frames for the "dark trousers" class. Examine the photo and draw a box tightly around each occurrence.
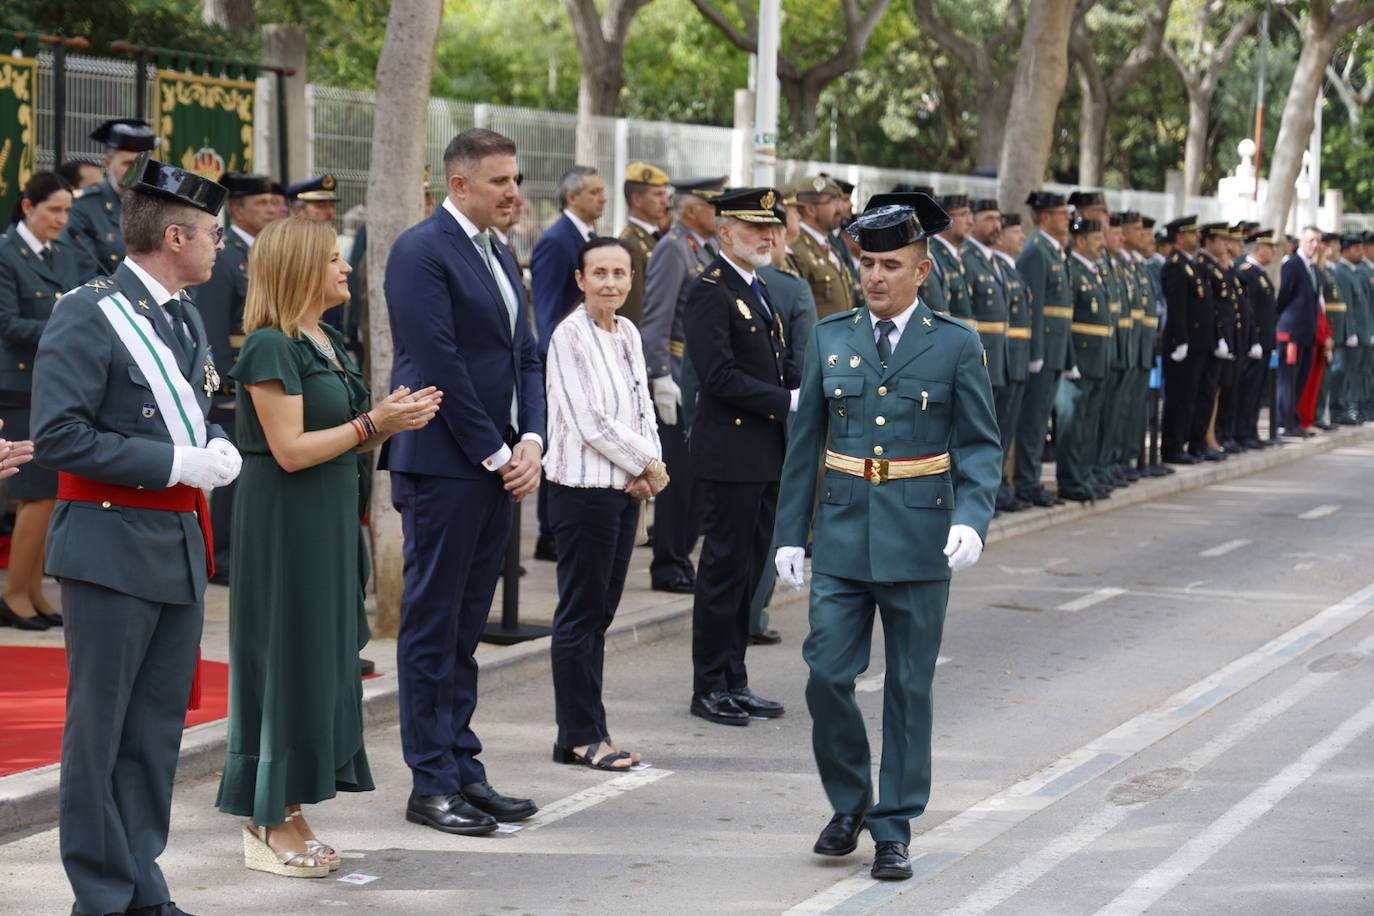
[208,403,235,577]
[1217,358,1250,442]
[392,471,511,794]
[1122,368,1147,466]
[1013,368,1059,496]
[1188,356,1222,451]
[1276,341,1314,431]
[650,417,699,585]
[692,479,777,694]
[1238,351,1270,441]
[1162,349,1204,454]
[1054,373,1103,496]
[547,481,639,747]
[1096,367,1128,479]
[59,580,201,916]
[994,379,1026,501]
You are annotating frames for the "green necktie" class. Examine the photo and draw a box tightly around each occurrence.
[163,296,192,370]
[876,318,896,366]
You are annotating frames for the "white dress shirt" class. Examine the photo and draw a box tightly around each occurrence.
[230,225,255,247]
[563,208,596,241]
[15,220,48,257]
[870,300,919,349]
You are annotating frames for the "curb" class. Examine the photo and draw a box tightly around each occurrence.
[2,425,1368,838]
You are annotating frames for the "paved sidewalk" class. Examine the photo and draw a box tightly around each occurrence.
[1,424,1370,837]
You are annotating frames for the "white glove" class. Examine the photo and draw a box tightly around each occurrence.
[1065,365,1082,381]
[206,437,242,483]
[788,389,800,412]
[174,444,238,489]
[1214,338,1231,359]
[1248,343,1263,359]
[1028,359,1044,374]
[775,546,805,590]
[1347,334,1359,348]
[944,524,983,572]
[1170,343,1189,362]
[650,376,681,427]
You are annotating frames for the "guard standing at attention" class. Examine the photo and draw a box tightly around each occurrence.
[993,212,1032,510]
[1159,215,1208,464]
[64,119,160,276]
[930,194,973,320]
[792,176,855,318]
[1234,228,1280,445]
[1055,217,1114,502]
[772,191,1000,881]
[617,161,672,326]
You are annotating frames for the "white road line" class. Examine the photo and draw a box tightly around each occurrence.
[781,580,1374,916]
[1055,587,1127,612]
[520,768,672,832]
[1094,697,1374,916]
[855,658,951,693]
[1199,538,1252,558]
[1298,504,1341,520]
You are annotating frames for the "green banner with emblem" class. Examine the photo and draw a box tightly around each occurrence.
[0,56,37,225]
[155,69,254,183]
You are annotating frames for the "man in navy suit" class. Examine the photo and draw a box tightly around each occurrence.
[529,165,605,560]
[1276,226,1323,436]
[382,128,545,836]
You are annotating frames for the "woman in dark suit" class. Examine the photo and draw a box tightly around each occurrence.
[0,172,95,630]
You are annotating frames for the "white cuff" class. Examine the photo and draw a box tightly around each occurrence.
[482,443,513,472]
[520,432,544,452]
[167,446,182,488]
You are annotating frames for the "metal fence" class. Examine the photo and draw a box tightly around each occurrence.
[34,51,151,172]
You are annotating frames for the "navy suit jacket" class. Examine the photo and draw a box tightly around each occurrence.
[1277,255,1320,343]
[530,213,585,353]
[380,209,545,479]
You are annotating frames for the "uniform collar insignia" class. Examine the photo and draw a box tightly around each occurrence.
[137,299,151,310]
[922,316,933,327]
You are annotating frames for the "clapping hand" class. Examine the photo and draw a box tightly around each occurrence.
[370,386,443,436]
[0,421,35,480]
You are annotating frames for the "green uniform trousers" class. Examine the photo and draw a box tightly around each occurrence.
[1121,368,1148,468]
[994,381,1026,502]
[1013,368,1059,496]
[1055,374,1104,497]
[1096,368,1129,480]
[803,571,949,845]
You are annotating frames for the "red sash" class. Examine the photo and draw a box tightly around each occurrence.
[56,472,214,709]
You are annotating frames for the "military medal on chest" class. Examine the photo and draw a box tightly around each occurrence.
[203,350,221,396]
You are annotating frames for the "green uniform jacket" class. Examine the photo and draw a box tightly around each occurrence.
[1133,254,1160,368]
[64,180,125,276]
[774,301,1001,583]
[618,220,659,327]
[0,227,98,393]
[32,263,226,605]
[930,236,972,319]
[1322,263,1347,340]
[1067,253,1112,379]
[1017,230,1071,370]
[921,254,951,315]
[1335,261,1366,343]
[1115,254,1143,370]
[793,227,854,319]
[996,251,1031,383]
[961,239,1009,386]
[1098,252,1128,370]
[185,229,249,404]
[1359,260,1374,343]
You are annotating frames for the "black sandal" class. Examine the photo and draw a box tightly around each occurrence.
[552,741,633,770]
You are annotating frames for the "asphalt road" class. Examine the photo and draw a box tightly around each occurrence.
[5,439,1374,915]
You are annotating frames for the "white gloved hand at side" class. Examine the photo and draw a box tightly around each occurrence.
[1348,334,1359,348]
[206,437,242,484]
[943,524,983,572]
[789,389,800,412]
[775,546,806,590]
[1170,343,1189,362]
[175,444,238,489]
[1248,343,1263,359]
[1028,359,1045,374]
[650,376,681,427]
[1214,338,1231,359]
[1065,365,1082,381]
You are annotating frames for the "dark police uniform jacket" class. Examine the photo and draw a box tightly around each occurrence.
[1161,250,1212,353]
[185,228,250,404]
[1017,230,1071,371]
[0,227,98,395]
[65,180,126,276]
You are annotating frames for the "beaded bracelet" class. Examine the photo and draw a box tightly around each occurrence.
[358,412,377,438]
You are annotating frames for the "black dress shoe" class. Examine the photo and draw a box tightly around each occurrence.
[1316,421,1336,431]
[36,609,63,626]
[461,780,537,821]
[1201,449,1225,462]
[0,598,50,630]
[1018,488,1058,508]
[814,813,866,856]
[1058,488,1095,503]
[729,686,785,718]
[748,629,781,645]
[871,841,912,880]
[1091,486,1111,500]
[690,690,749,725]
[994,494,1024,513]
[1161,451,1198,465]
[1147,463,1174,477]
[534,535,558,561]
[127,903,198,916]
[359,657,375,676]
[406,791,498,835]
[651,575,695,594]
[1124,467,1142,481]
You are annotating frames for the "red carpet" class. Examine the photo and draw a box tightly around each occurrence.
[0,646,230,778]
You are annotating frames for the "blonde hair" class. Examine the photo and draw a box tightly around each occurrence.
[243,215,339,337]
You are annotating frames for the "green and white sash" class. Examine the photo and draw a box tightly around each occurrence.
[95,292,207,447]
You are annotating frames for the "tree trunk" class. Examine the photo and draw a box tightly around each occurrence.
[1182,84,1210,197]
[997,0,1076,215]
[201,0,257,32]
[1075,60,1109,186]
[975,79,1015,174]
[574,70,621,163]
[365,0,443,638]
[565,0,652,164]
[1261,38,1337,237]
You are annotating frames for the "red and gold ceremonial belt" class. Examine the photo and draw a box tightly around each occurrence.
[825,449,950,486]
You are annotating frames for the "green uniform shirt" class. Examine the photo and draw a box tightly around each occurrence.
[1067,252,1112,379]
[65,180,125,276]
[1017,230,1071,370]
[930,235,972,319]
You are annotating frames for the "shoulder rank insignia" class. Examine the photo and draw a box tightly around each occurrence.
[702,272,717,284]
[709,267,721,277]
[736,299,752,320]
[1185,264,1194,276]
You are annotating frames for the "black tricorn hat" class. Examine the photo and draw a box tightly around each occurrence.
[1115,210,1141,225]
[220,172,274,198]
[118,152,226,216]
[90,118,160,152]
[1002,212,1022,227]
[821,172,855,195]
[270,181,287,197]
[937,193,970,212]
[969,198,1000,214]
[1340,232,1364,249]
[1068,189,1106,208]
[891,182,934,196]
[1141,215,1156,229]
[1025,190,1066,210]
[847,192,951,251]
[1070,217,1102,236]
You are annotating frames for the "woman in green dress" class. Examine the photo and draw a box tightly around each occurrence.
[216,216,442,878]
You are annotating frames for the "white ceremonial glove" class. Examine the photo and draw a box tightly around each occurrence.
[206,437,242,485]
[1065,365,1082,381]
[944,524,984,572]
[1347,334,1359,348]
[1028,359,1045,374]
[1170,343,1189,362]
[174,445,238,490]
[651,376,681,427]
[1248,343,1263,360]
[789,389,800,412]
[1214,338,1231,359]
[775,546,806,590]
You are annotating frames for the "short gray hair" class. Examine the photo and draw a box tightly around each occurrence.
[121,192,201,255]
[557,166,598,208]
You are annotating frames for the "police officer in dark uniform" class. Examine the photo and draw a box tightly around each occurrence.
[1234,228,1280,445]
[287,174,339,225]
[64,119,160,276]
[994,212,1032,509]
[1159,215,1208,464]
[682,188,798,727]
[1192,223,1236,459]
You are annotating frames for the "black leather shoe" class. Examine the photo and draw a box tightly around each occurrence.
[0,598,50,630]
[1316,421,1336,431]
[690,690,750,725]
[994,494,1024,513]
[461,780,537,821]
[1147,463,1174,477]
[406,791,498,835]
[1091,486,1112,500]
[1123,467,1142,482]
[1201,449,1226,462]
[651,575,695,594]
[36,609,63,627]
[871,841,912,880]
[359,657,376,676]
[534,536,558,561]
[729,686,784,718]
[1058,489,1095,503]
[127,903,199,916]
[814,813,866,856]
[1161,451,1199,465]
[748,629,781,645]
[1019,488,1060,508]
